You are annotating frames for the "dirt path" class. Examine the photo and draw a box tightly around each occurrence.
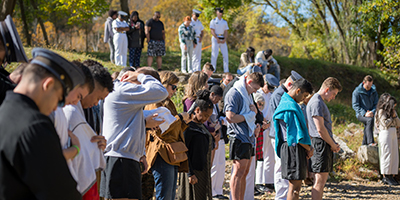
[222,160,400,199]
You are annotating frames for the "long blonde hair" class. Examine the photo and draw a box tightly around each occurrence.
[183,71,208,103]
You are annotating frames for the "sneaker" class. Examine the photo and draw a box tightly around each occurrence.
[382,177,397,185]
[157,68,162,72]
[212,195,228,199]
[389,176,399,186]
[254,186,265,196]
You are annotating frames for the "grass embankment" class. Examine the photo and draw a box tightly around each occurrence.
[10,47,400,181]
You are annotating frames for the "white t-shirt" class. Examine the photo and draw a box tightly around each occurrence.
[210,17,229,38]
[191,18,204,38]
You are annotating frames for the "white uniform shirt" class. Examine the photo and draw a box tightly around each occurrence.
[112,18,129,34]
[257,89,272,133]
[210,17,229,38]
[191,18,204,38]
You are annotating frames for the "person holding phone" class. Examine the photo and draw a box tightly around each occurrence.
[127,11,145,69]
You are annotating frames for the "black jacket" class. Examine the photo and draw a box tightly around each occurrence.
[0,67,15,105]
[0,91,81,200]
[127,19,145,48]
[184,121,211,177]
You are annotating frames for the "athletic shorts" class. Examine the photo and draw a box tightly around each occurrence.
[281,142,308,180]
[309,137,333,173]
[100,156,142,199]
[147,40,166,57]
[229,137,254,160]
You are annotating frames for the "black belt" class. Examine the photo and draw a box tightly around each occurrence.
[218,37,225,40]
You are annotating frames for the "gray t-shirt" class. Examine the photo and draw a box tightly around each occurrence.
[224,88,255,146]
[278,119,287,141]
[306,94,333,138]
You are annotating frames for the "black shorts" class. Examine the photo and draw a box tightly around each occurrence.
[309,137,333,173]
[281,142,308,180]
[100,156,142,199]
[229,137,254,160]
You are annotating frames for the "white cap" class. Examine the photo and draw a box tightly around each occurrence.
[117,11,128,16]
[192,9,202,14]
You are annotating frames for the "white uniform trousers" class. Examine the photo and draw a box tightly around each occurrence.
[256,133,275,184]
[211,139,226,196]
[192,40,202,72]
[211,37,229,72]
[113,33,128,66]
[271,138,288,200]
[244,155,256,200]
[180,40,194,73]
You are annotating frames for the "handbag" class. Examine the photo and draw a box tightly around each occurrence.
[152,132,188,164]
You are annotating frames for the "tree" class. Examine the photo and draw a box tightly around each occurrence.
[0,0,17,20]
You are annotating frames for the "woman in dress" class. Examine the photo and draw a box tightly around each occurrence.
[375,94,400,185]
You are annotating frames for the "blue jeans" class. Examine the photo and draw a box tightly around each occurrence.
[152,155,178,200]
[237,64,262,75]
[261,63,280,80]
[129,47,142,67]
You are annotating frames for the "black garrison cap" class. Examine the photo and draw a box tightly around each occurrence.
[31,48,85,106]
[0,15,28,64]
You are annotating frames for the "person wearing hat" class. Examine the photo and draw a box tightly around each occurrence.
[112,11,129,66]
[0,48,85,199]
[210,7,229,73]
[0,15,28,105]
[255,74,279,194]
[268,70,304,200]
[255,49,280,80]
[179,16,197,73]
[104,10,118,64]
[191,9,204,72]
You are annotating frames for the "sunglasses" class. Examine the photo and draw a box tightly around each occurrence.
[170,84,177,90]
[156,15,161,19]
[195,14,200,17]
[267,84,275,91]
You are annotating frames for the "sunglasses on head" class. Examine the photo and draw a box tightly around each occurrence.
[170,84,177,90]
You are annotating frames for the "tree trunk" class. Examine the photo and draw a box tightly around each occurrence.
[85,25,89,53]
[120,0,129,14]
[30,0,49,46]
[0,0,17,20]
[310,0,335,62]
[17,0,31,46]
[324,0,351,64]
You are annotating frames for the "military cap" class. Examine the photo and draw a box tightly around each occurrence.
[215,7,224,13]
[264,74,279,87]
[31,48,85,106]
[193,9,202,14]
[290,70,303,82]
[118,11,128,16]
[0,15,28,64]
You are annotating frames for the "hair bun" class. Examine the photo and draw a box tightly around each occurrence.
[196,89,211,101]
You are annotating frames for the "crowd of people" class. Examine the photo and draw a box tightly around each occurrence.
[0,8,400,200]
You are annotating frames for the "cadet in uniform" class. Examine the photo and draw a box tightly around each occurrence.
[0,15,28,105]
[112,11,129,66]
[0,48,85,199]
[191,9,204,72]
[210,7,229,73]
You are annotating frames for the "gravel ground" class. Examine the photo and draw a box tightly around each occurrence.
[221,160,400,200]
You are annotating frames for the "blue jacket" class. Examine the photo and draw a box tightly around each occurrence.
[273,93,311,158]
[352,82,378,118]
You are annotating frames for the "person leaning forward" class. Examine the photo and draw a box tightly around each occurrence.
[0,15,28,105]
[0,48,85,199]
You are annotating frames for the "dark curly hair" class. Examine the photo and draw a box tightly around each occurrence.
[72,60,94,94]
[88,65,114,92]
[82,59,103,68]
[195,89,213,111]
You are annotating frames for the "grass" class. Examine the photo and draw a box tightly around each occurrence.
[8,47,400,182]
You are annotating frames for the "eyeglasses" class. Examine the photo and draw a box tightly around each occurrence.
[170,84,177,90]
